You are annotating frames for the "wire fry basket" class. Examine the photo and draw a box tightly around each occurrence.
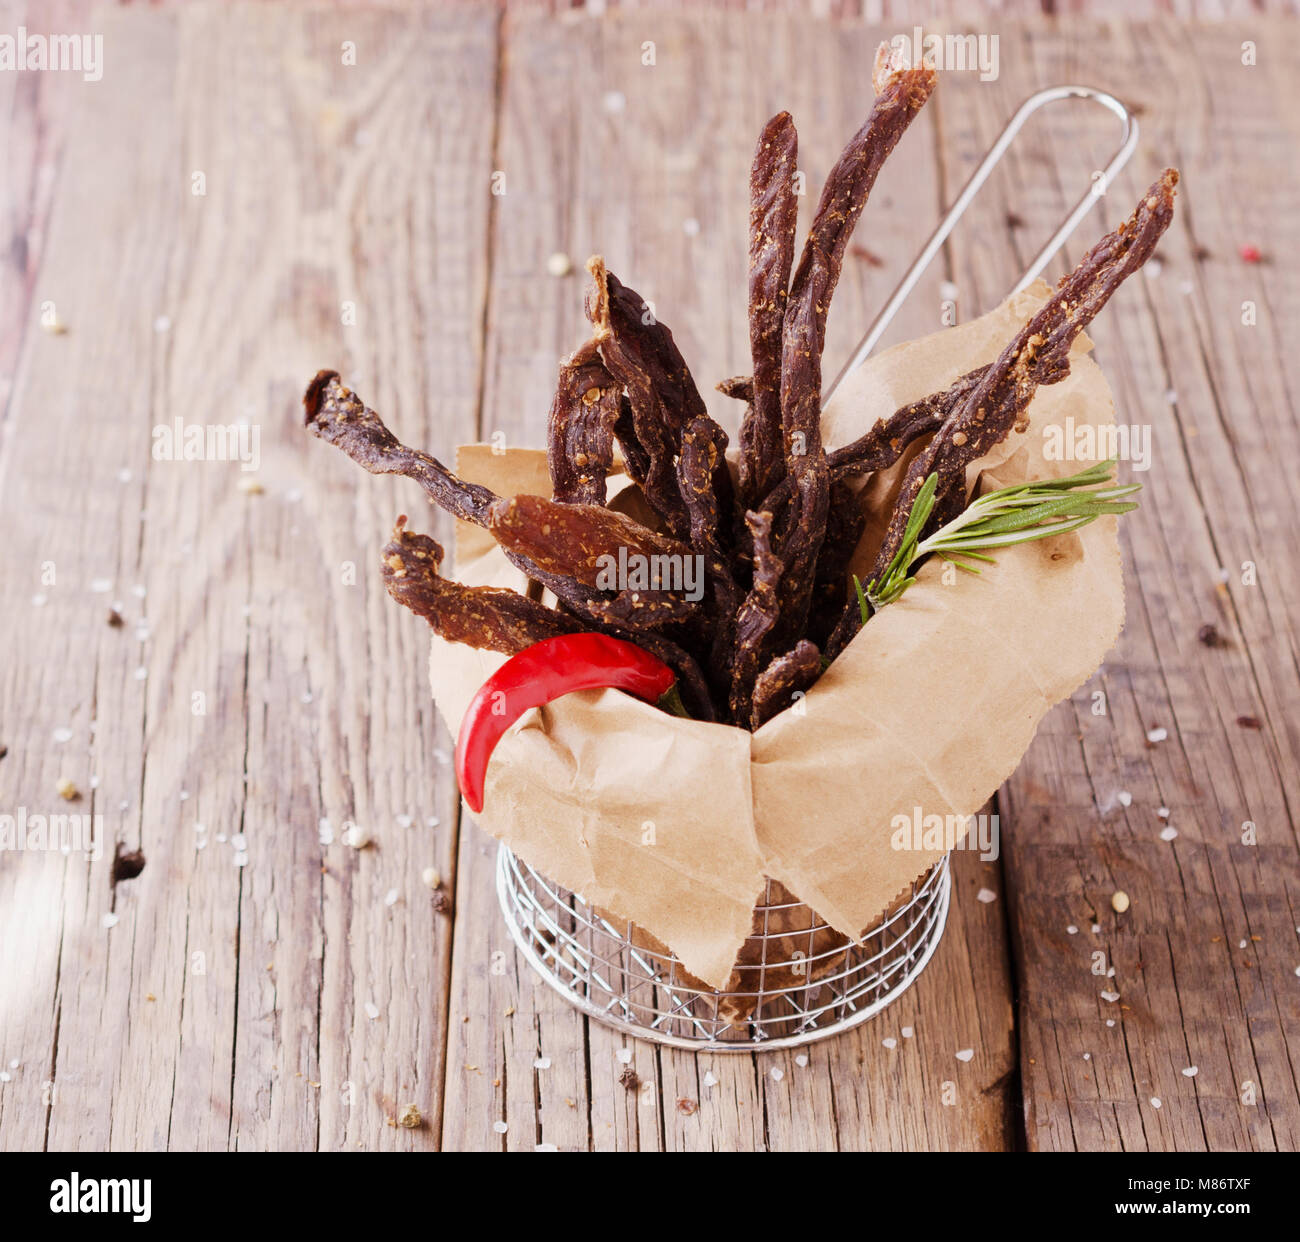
[494,85,1139,1051]
[498,845,951,1050]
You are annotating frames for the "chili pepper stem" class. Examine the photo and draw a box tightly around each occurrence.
[657,682,692,718]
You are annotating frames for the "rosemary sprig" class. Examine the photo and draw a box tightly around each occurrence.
[856,458,1140,620]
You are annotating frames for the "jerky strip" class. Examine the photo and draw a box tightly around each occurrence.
[381,516,581,654]
[585,257,707,539]
[546,340,620,505]
[305,370,496,525]
[728,509,783,724]
[740,111,799,508]
[806,479,867,646]
[826,364,991,481]
[780,56,937,474]
[868,170,1179,587]
[750,640,822,730]
[304,371,607,621]
[487,493,694,587]
[826,169,1179,658]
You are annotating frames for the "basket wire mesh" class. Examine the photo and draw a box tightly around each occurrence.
[492,85,1140,1051]
[497,845,951,1050]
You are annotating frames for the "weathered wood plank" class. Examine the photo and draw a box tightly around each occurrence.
[0,1,497,1151]
[934,18,1300,1151]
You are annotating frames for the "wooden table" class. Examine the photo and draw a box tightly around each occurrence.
[1,2,1297,1152]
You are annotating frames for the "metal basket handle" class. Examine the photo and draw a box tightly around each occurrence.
[824,84,1140,401]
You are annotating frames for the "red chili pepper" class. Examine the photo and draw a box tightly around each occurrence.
[455,633,680,813]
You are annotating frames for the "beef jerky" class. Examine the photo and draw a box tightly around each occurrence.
[826,169,1179,658]
[304,370,496,525]
[740,111,798,508]
[826,364,991,481]
[546,340,620,505]
[380,516,581,654]
[487,493,694,588]
[585,257,708,540]
[728,509,783,723]
[750,639,822,730]
[780,57,937,475]
[806,479,867,645]
[717,375,754,404]
[304,371,611,621]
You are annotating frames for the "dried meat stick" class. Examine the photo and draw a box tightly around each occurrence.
[585,257,726,542]
[381,517,584,653]
[547,340,621,506]
[740,111,799,509]
[305,371,624,623]
[826,169,1179,658]
[750,640,822,730]
[779,53,937,481]
[728,509,784,724]
[805,479,867,646]
[305,369,496,525]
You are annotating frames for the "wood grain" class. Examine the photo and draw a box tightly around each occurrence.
[0,3,1295,1152]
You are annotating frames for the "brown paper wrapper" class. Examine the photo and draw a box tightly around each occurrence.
[430,282,1125,989]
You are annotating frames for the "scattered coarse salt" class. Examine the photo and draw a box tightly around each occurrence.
[882,1038,897,1050]
[153,315,171,334]
[1182,1066,1198,1078]
[233,852,248,868]
[940,279,959,303]
[794,1054,809,1067]
[1117,791,1133,807]
[770,1067,784,1081]
[343,824,370,850]
[215,833,227,843]
[534,1057,551,1070]
[384,888,399,907]
[1239,939,1248,949]
[102,913,119,929]
[1146,727,1168,743]
[134,667,147,681]
[0,1072,9,1083]
[318,818,334,845]
[1092,924,1102,935]
[535,1142,558,1152]
[1106,1019,1116,1027]
[1160,826,1178,841]
[602,90,625,114]
[1101,990,1120,1003]
[1164,388,1178,405]
[955,1049,974,1063]
[90,578,113,593]
[616,1048,633,1065]
[702,1070,718,1088]
[395,813,413,829]
[364,1001,380,1020]
[901,1027,914,1039]
[1067,925,1079,935]
[492,1120,509,1134]
[421,867,441,889]
[433,749,450,765]
[117,468,132,483]
[1150,1097,1162,1109]
[8,1060,18,1069]
[1111,891,1131,914]
[682,218,700,237]
[52,727,73,743]
[977,888,997,904]
[178,789,189,802]
[1083,1053,1091,1061]
[299,692,312,705]
[425,816,440,829]
[231,834,246,850]
[32,593,47,606]
[1157,806,1171,819]
[545,252,573,277]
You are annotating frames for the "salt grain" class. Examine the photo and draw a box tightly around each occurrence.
[364,1001,380,1020]
[233,853,248,868]
[794,1054,809,1067]
[770,1067,784,1081]
[1146,727,1168,743]
[1101,990,1120,1003]
[683,218,700,237]
[384,888,399,907]
[1111,891,1131,914]
[32,594,47,606]
[901,1026,914,1039]
[102,913,119,929]
[534,1057,551,1070]
[535,1143,557,1152]
[344,824,371,849]
[1106,1019,1116,1027]
[1118,791,1132,807]
[1182,1066,1198,1077]
[493,1120,509,1134]
[90,578,113,593]
[602,90,626,113]
[318,818,334,845]
[52,727,73,743]
[421,868,441,889]
[1157,806,1171,819]
[1067,925,1079,935]
[395,814,413,829]
[1160,826,1178,841]
[1150,1097,1162,1109]
[702,1070,717,1087]
[977,888,997,904]
[955,1049,974,1063]
[616,1048,633,1065]
[882,1038,897,1050]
